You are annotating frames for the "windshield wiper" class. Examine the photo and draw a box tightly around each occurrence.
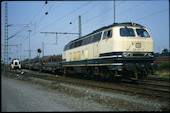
[125,26,132,35]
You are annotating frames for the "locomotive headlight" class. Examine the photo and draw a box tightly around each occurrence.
[123,53,128,57]
[123,52,131,57]
[145,53,153,57]
[145,53,149,57]
[148,53,153,57]
[123,53,127,57]
[127,53,131,57]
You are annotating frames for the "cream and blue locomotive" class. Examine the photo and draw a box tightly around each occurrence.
[10,59,21,69]
[63,22,153,80]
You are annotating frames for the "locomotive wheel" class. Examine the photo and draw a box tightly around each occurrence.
[106,71,113,80]
[87,68,94,79]
[114,76,122,83]
[109,71,122,83]
[99,67,109,80]
[99,70,105,79]
[39,69,42,73]
[63,67,69,76]
[141,68,148,79]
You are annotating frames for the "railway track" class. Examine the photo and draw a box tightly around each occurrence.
[4,69,170,100]
[146,76,169,82]
[122,78,169,91]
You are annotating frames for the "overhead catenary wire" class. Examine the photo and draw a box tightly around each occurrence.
[45,1,57,14]
[18,2,46,46]
[30,3,48,35]
[33,1,58,27]
[8,25,29,40]
[83,1,126,23]
[31,3,46,22]
[81,1,102,16]
[30,1,57,36]
[116,1,147,17]
[133,8,169,22]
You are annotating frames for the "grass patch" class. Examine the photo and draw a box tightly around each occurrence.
[157,62,169,70]
[151,62,170,78]
[149,72,170,78]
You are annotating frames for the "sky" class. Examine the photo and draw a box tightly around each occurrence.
[1,0,169,62]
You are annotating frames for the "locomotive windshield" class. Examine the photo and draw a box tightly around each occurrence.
[136,29,150,37]
[120,28,135,36]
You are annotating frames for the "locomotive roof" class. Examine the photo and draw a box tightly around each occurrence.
[12,58,19,61]
[68,22,145,44]
[94,22,144,32]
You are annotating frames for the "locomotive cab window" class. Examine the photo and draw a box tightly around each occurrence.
[74,42,78,48]
[89,36,94,44]
[93,32,102,42]
[70,43,74,49]
[82,38,86,46]
[85,37,90,45]
[136,29,150,37]
[103,30,112,39]
[64,45,68,51]
[78,40,82,47]
[67,44,70,50]
[120,28,135,37]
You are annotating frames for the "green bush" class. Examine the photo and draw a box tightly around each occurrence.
[157,62,170,70]
[151,62,170,78]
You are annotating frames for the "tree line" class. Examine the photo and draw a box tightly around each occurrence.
[154,48,170,58]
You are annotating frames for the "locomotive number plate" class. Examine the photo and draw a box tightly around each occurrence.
[135,43,141,48]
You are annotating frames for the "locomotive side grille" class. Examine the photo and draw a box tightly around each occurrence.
[132,53,144,57]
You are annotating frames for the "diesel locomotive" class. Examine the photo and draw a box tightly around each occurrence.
[62,22,154,80]
[10,59,21,69]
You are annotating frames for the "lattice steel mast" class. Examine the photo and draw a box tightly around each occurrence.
[4,1,8,68]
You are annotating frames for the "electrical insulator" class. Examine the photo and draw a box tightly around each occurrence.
[45,0,48,4]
